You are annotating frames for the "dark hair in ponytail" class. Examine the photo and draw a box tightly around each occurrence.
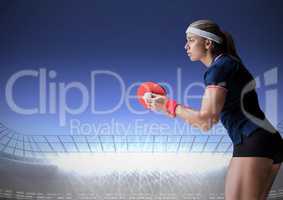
[189,19,241,60]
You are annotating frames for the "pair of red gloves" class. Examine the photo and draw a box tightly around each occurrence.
[137,82,179,118]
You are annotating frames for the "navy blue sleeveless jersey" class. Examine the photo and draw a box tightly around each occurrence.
[204,54,268,145]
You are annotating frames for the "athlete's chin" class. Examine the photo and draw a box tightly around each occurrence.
[188,55,197,61]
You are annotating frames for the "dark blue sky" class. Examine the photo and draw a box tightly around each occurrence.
[0,0,282,135]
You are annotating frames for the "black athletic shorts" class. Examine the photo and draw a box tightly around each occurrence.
[233,128,283,164]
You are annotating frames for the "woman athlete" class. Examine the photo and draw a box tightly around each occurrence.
[145,19,283,200]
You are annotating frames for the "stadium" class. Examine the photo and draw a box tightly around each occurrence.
[0,122,282,199]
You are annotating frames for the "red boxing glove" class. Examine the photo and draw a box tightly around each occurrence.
[165,99,179,118]
[137,82,167,109]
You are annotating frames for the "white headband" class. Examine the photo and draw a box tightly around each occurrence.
[186,26,223,44]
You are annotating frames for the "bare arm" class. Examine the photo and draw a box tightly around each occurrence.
[148,86,227,132]
[175,86,227,131]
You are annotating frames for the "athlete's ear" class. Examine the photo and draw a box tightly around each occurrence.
[204,39,213,50]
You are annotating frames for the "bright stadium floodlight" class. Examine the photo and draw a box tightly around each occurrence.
[48,153,230,176]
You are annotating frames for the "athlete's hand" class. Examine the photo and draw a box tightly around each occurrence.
[145,93,168,113]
